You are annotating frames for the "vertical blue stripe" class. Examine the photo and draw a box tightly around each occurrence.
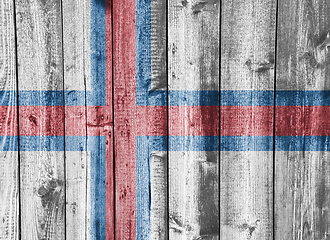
[136,0,153,107]
[136,136,151,240]
[89,136,106,240]
[90,0,106,238]
[136,136,167,240]
[90,0,106,106]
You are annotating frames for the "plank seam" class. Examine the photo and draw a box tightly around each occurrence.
[219,0,222,239]
[273,0,279,239]
[59,0,67,238]
[111,0,115,237]
[166,0,169,238]
[12,0,21,238]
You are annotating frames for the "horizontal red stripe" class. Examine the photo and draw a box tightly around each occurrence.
[0,106,17,136]
[221,106,273,136]
[65,106,113,136]
[170,106,219,136]
[19,106,64,136]
[276,106,330,136]
[136,106,167,136]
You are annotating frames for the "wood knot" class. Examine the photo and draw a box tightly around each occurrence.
[192,2,206,14]
[245,56,274,73]
[181,0,188,6]
[29,115,37,126]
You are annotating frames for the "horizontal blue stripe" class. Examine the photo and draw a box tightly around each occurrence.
[136,137,219,151]
[0,91,17,106]
[221,136,273,151]
[20,136,65,151]
[0,90,105,106]
[170,136,219,151]
[276,91,330,106]
[221,90,273,106]
[5,90,330,106]
[0,136,18,151]
[5,136,330,152]
[19,91,64,106]
[169,90,219,106]
[0,136,105,152]
[221,90,330,106]
[275,136,330,151]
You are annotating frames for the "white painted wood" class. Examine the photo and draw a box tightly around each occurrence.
[150,151,167,239]
[168,0,220,91]
[20,151,65,240]
[0,0,18,239]
[65,151,88,240]
[169,151,219,239]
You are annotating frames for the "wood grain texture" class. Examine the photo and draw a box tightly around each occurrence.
[168,0,220,238]
[113,0,136,238]
[15,0,65,239]
[150,0,168,238]
[276,0,330,90]
[150,0,167,91]
[275,1,330,239]
[15,0,63,91]
[65,151,88,240]
[221,0,276,91]
[168,0,220,91]
[62,0,89,239]
[220,152,273,240]
[150,152,167,239]
[0,0,19,239]
[220,0,276,239]
[169,151,219,239]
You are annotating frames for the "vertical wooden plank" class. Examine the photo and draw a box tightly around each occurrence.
[112,0,136,238]
[150,152,167,239]
[20,151,65,240]
[136,0,168,238]
[150,0,167,91]
[62,0,89,238]
[168,0,220,239]
[220,0,276,239]
[275,1,330,239]
[0,1,19,239]
[64,0,112,238]
[169,151,219,239]
[15,0,65,239]
[88,0,111,239]
[63,1,90,239]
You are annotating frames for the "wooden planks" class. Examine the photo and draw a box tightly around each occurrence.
[62,0,89,239]
[0,0,19,239]
[168,0,220,239]
[112,0,137,238]
[220,0,276,239]
[275,1,330,239]
[169,151,219,239]
[15,0,65,239]
[149,152,167,239]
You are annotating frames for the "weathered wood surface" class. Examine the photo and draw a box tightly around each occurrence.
[275,1,330,239]
[112,0,137,238]
[168,0,220,239]
[15,0,65,239]
[220,0,276,239]
[149,0,168,239]
[0,0,18,239]
[62,0,89,239]
[150,152,167,239]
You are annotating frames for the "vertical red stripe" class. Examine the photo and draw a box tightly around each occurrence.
[106,0,114,238]
[113,0,137,238]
